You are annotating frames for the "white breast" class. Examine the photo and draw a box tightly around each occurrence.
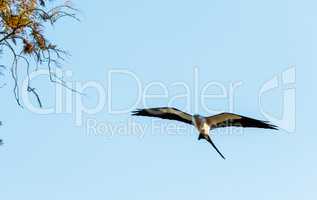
[193,116,210,135]
[201,122,210,135]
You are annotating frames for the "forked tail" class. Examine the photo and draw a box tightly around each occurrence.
[200,134,226,159]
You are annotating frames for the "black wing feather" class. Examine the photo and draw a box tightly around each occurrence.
[207,113,278,130]
[131,107,193,125]
[233,116,278,129]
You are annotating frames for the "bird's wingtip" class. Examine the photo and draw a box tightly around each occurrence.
[131,109,142,115]
[262,120,279,130]
[268,123,279,130]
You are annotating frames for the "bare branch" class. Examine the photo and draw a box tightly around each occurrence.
[0,0,80,107]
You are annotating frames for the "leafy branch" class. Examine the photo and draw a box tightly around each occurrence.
[0,0,79,107]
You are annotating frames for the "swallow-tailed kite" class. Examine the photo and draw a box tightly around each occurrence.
[132,107,278,159]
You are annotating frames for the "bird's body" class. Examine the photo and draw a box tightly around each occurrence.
[197,119,210,136]
[193,115,208,134]
[132,107,277,159]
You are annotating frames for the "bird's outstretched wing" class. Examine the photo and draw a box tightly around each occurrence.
[132,107,193,125]
[206,113,278,130]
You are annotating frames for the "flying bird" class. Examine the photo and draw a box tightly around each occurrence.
[132,107,277,159]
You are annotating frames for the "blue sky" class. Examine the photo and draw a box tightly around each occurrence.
[0,0,316,199]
